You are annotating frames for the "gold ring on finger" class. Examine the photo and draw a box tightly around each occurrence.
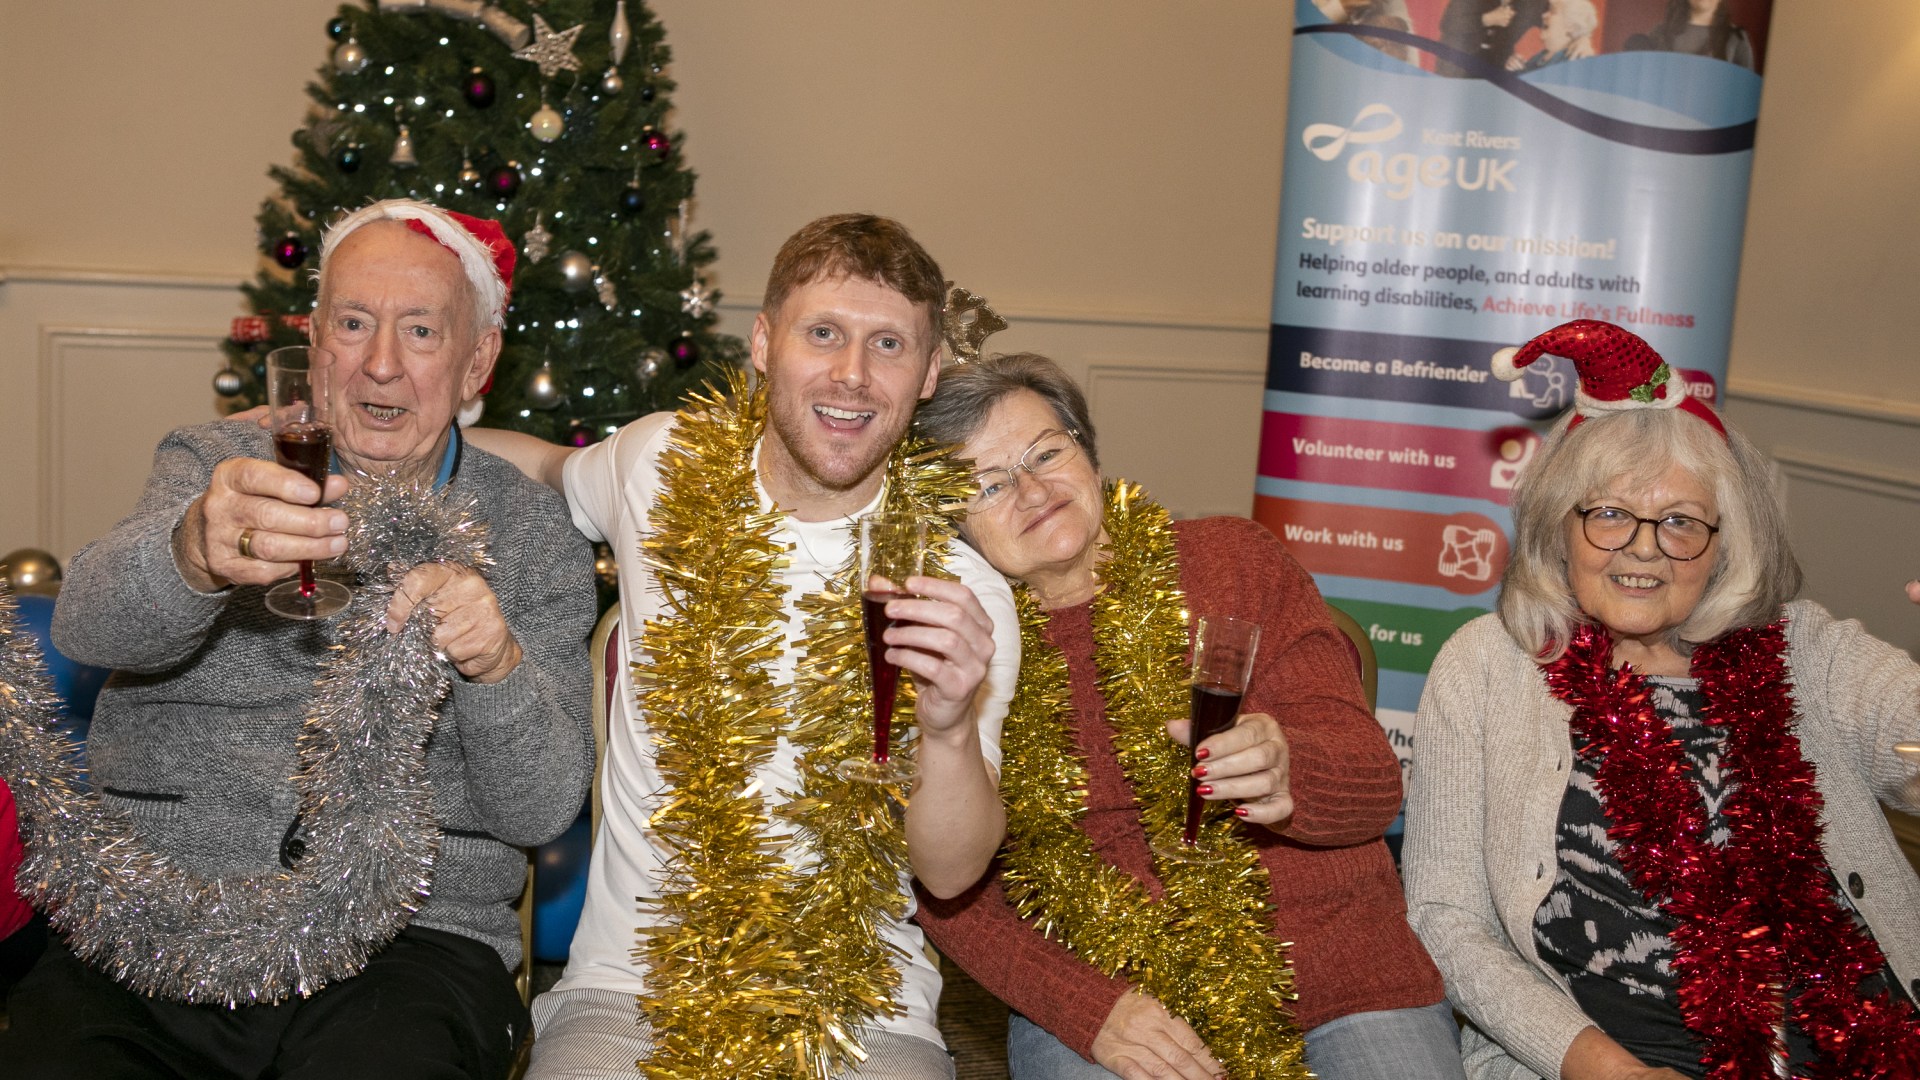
[237,528,256,560]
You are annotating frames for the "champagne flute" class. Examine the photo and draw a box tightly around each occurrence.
[837,512,928,786]
[1153,615,1262,863]
[263,347,352,620]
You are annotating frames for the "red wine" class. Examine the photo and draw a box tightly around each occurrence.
[272,422,332,597]
[273,422,332,488]
[862,590,909,762]
[1182,682,1245,844]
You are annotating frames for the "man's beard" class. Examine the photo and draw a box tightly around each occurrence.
[764,391,906,495]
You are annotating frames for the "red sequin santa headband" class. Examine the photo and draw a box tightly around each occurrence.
[1491,319,1727,438]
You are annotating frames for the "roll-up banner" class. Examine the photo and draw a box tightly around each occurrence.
[1257,0,1773,801]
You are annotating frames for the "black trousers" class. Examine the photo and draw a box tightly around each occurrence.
[0,925,528,1080]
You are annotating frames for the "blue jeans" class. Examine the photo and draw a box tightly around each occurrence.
[1007,1000,1465,1080]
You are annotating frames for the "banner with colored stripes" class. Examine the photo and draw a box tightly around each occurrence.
[1258,0,1772,801]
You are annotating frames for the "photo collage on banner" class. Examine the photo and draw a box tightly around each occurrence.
[1260,0,1774,828]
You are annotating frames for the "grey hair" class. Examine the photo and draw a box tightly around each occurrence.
[1498,406,1801,660]
[1550,0,1600,41]
[914,352,1100,469]
[312,200,501,340]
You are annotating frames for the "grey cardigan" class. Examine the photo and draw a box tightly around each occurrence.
[1405,603,1920,1079]
[52,422,597,969]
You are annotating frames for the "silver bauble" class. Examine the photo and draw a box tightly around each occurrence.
[332,39,370,75]
[528,104,564,143]
[636,347,667,382]
[600,68,623,95]
[556,251,594,292]
[389,124,418,168]
[212,368,245,397]
[0,548,63,596]
[526,365,561,408]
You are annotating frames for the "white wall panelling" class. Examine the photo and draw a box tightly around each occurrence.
[1724,393,1920,659]
[0,271,242,562]
[40,325,229,558]
[1080,361,1266,521]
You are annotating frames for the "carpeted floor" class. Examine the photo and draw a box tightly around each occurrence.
[936,955,1011,1080]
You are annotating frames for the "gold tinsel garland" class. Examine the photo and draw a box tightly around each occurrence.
[630,370,974,1079]
[997,481,1311,1079]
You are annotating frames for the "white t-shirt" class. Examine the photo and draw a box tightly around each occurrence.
[551,411,1020,1048]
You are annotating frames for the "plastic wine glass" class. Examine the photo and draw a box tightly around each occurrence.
[262,347,352,620]
[836,512,929,786]
[1152,614,1262,864]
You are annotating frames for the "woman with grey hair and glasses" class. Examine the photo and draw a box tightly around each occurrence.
[913,352,1461,1080]
[1405,321,1920,1080]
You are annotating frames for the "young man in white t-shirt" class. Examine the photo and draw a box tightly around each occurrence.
[471,214,1019,1079]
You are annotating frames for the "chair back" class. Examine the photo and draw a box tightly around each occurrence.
[512,861,534,1004]
[588,606,621,843]
[1322,602,1379,714]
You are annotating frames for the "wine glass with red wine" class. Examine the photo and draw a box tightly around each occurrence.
[263,347,352,620]
[1153,614,1261,864]
[836,512,929,786]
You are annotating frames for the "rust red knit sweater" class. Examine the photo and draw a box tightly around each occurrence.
[917,516,1444,1059]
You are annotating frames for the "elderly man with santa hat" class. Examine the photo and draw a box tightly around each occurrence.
[0,200,595,1079]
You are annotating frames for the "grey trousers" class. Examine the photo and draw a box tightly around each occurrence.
[528,987,956,1080]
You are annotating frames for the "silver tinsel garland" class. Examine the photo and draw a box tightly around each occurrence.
[0,476,488,1005]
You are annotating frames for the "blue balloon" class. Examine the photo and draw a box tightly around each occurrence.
[13,594,107,738]
[531,810,593,963]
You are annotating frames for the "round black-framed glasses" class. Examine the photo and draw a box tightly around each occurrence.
[1573,505,1720,561]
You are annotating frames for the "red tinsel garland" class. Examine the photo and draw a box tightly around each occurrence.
[1544,620,1920,1079]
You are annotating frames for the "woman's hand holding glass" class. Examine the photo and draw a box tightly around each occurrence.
[1167,711,1294,828]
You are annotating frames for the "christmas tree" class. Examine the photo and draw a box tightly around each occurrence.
[216,0,740,445]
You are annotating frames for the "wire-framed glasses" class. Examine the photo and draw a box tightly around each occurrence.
[970,429,1081,511]
[1573,505,1720,561]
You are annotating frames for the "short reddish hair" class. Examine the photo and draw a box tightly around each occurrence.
[762,214,945,340]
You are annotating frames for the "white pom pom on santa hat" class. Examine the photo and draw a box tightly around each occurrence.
[1490,346,1524,382]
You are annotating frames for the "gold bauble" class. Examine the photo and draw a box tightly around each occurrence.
[0,548,63,596]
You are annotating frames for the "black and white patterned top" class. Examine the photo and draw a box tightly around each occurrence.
[1532,676,1906,1077]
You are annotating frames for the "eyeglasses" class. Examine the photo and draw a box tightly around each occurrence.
[1573,505,1720,561]
[970,429,1081,511]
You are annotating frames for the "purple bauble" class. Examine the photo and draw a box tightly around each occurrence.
[271,234,309,269]
[645,131,672,159]
[670,337,700,368]
[487,164,522,199]
[565,423,597,448]
[463,69,497,109]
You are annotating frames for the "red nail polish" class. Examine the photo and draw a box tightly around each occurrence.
[1234,806,1249,818]
[1193,765,1209,778]
[1197,784,1213,796]
[1195,747,1210,761]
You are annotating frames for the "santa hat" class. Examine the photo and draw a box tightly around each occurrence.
[320,200,517,423]
[1491,319,1726,438]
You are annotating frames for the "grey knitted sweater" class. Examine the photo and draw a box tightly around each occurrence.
[51,422,596,970]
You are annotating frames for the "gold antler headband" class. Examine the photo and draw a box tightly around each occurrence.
[940,283,1007,364]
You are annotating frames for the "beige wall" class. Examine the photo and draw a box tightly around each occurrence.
[3,1,1918,645]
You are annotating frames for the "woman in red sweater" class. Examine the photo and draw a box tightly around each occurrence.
[913,353,1457,1080]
